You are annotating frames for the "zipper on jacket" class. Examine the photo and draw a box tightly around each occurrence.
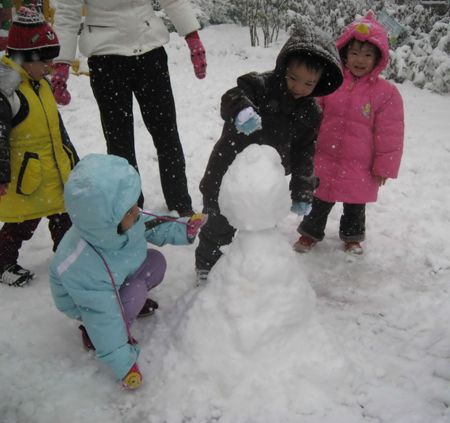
[327,77,357,201]
[348,78,358,91]
[33,80,65,186]
[88,25,108,32]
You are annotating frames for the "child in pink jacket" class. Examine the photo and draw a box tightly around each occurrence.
[294,12,404,255]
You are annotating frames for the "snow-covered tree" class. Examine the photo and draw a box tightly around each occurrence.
[152,0,450,93]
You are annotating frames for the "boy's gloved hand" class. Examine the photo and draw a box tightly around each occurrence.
[291,201,312,216]
[122,362,142,390]
[186,213,208,240]
[50,63,71,105]
[235,107,262,135]
[185,31,207,79]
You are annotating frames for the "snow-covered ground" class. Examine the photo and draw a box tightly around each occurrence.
[1,24,450,423]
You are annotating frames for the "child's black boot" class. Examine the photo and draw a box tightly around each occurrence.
[0,263,34,287]
[137,298,159,317]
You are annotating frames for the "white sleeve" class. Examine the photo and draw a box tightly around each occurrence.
[159,0,200,36]
[52,0,85,64]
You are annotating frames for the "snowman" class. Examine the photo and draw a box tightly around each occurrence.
[167,145,357,420]
[211,143,317,352]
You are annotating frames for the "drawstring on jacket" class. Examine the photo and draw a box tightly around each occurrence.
[87,211,189,345]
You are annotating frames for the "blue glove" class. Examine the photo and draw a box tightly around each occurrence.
[291,201,312,216]
[235,107,262,135]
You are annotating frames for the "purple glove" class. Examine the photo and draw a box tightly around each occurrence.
[50,63,71,105]
[187,213,208,240]
[185,31,207,79]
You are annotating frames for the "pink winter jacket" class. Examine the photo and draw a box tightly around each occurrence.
[314,12,404,204]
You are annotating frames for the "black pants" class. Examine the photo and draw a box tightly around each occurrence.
[0,212,72,266]
[195,198,236,271]
[88,48,192,213]
[298,197,366,243]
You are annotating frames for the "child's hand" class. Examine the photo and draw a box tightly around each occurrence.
[373,175,388,186]
[122,362,142,390]
[187,213,209,240]
[235,107,262,135]
[0,183,8,196]
[50,63,71,105]
[291,201,312,216]
[185,31,207,79]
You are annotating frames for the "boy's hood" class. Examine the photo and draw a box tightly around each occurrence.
[275,24,343,97]
[64,154,141,249]
[336,11,390,78]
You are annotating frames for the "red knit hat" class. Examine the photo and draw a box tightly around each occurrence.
[7,7,60,63]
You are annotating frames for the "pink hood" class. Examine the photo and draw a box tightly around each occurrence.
[336,11,390,79]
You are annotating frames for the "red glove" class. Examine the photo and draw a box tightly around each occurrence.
[50,63,71,105]
[186,213,208,240]
[122,362,142,389]
[185,31,207,79]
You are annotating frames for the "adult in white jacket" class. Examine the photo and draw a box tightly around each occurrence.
[51,0,207,216]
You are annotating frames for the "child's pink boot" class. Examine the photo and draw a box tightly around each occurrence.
[345,242,363,255]
[293,236,317,252]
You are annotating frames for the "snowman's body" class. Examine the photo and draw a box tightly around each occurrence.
[178,145,318,369]
[171,145,354,418]
[209,225,316,354]
[211,144,316,351]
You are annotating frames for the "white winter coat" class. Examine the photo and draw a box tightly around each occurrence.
[53,0,200,64]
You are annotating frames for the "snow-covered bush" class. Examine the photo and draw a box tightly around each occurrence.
[384,8,450,94]
[286,0,368,41]
[153,0,450,94]
[286,0,450,94]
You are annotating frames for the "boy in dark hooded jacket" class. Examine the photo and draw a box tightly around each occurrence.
[195,24,344,284]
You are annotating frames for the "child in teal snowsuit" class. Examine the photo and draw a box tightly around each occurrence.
[49,153,206,388]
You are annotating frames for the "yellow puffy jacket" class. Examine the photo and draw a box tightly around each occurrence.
[0,56,77,222]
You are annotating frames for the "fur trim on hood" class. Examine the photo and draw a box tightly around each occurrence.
[0,60,22,97]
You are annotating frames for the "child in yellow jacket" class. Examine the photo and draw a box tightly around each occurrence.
[0,7,78,286]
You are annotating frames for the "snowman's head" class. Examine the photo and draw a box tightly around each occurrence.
[218,145,291,231]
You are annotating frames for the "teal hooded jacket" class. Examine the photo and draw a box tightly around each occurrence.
[49,154,191,379]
